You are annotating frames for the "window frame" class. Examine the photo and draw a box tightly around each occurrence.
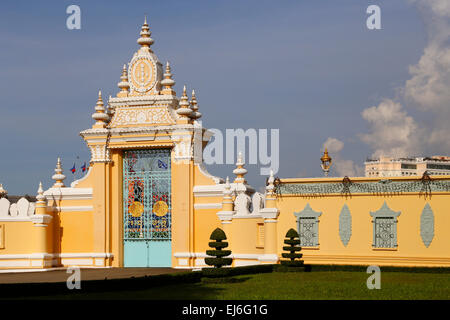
[294,203,322,248]
[370,202,401,250]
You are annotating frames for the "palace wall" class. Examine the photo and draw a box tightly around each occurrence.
[190,175,450,269]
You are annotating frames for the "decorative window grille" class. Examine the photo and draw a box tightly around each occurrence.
[0,224,4,249]
[370,202,401,249]
[256,223,264,248]
[294,204,322,247]
[374,217,395,248]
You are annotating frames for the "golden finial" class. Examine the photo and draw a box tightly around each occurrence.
[92,90,109,127]
[36,182,46,203]
[233,151,248,183]
[161,61,176,95]
[189,89,202,120]
[320,148,332,176]
[176,85,193,120]
[137,16,154,49]
[117,64,130,94]
[52,158,66,188]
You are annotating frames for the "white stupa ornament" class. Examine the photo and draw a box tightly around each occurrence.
[189,89,202,120]
[137,16,154,50]
[92,90,109,127]
[233,151,248,183]
[266,169,275,195]
[36,182,46,203]
[52,158,66,188]
[161,61,176,95]
[224,176,232,196]
[0,183,7,198]
[176,85,193,120]
[117,64,130,94]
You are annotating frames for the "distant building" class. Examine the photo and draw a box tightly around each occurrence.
[365,155,450,177]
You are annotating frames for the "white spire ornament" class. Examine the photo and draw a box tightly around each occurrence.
[189,89,202,120]
[36,182,45,203]
[233,151,248,184]
[137,16,154,50]
[92,90,109,128]
[176,85,193,123]
[52,158,66,188]
[266,170,275,196]
[160,61,176,95]
[117,64,130,94]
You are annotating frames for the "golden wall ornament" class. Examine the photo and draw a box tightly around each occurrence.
[153,200,169,217]
[129,201,144,217]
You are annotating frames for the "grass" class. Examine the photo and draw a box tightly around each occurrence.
[24,270,450,300]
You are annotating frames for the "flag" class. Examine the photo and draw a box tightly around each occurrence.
[81,162,86,172]
[71,163,76,174]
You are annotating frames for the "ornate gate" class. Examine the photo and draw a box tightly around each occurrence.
[123,149,172,267]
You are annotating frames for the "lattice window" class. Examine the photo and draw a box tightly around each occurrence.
[374,217,395,248]
[256,223,264,248]
[370,202,401,249]
[294,204,322,247]
[0,224,4,249]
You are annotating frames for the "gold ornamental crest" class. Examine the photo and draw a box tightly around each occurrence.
[129,201,144,217]
[153,201,169,217]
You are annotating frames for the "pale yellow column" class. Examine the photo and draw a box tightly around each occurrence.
[216,177,235,262]
[260,170,280,264]
[31,182,53,267]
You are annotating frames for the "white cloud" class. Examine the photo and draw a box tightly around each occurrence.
[359,99,421,158]
[360,0,450,158]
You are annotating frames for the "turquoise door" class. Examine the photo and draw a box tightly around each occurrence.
[123,149,172,267]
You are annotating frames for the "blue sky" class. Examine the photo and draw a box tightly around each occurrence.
[0,1,429,194]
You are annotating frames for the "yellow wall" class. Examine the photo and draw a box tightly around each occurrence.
[0,221,35,255]
[275,193,450,266]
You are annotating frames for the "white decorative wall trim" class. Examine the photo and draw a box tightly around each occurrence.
[44,188,93,201]
[194,203,222,210]
[47,206,94,212]
[0,253,113,260]
[0,217,32,222]
[0,253,54,260]
[30,214,52,225]
[174,252,263,260]
[258,254,279,262]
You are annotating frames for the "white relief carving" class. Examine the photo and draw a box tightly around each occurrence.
[251,192,265,215]
[128,55,157,93]
[9,203,18,217]
[110,107,176,127]
[234,193,252,215]
[17,198,30,217]
[28,202,36,216]
[0,198,10,217]
[89,144,111,163]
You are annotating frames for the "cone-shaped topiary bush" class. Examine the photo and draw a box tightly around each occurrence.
[281,228,304,267]
[205,228,232,268]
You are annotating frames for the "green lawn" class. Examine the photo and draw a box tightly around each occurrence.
[30,270,450,300]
